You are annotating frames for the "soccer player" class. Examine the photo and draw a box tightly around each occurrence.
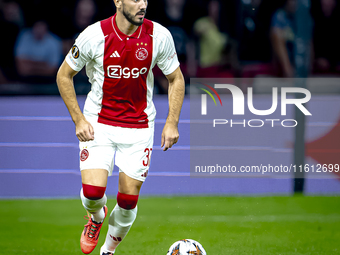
[56,0,185,254]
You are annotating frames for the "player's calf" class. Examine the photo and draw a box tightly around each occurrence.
[80,184,108,254]
[81,184,107,221]
[100,192,139,254]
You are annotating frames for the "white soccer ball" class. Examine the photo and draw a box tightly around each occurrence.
[166,239,207,255]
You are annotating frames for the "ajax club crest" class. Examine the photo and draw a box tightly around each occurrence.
[135,47,148,61]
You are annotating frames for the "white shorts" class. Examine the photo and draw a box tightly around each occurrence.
[79,116,154,182]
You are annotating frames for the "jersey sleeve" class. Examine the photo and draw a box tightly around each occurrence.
[155,26,180,76]
[66,27,95,72]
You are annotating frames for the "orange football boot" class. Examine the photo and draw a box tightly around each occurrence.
[80,206,108,254]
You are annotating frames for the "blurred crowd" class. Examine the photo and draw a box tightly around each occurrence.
[0,0,340,94]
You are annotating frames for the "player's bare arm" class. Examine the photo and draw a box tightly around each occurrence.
[161,66,185,151]
[56,60,94,142]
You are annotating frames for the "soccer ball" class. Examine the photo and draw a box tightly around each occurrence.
[166,239,206,255]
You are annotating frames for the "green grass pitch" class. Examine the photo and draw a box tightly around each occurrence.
[1,196,340,254]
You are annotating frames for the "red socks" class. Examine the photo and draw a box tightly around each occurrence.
[82,184,106,200]
[117,192,139,209]
[82,184,138,209]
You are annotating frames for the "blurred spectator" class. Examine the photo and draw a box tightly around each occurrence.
[193,0,238,78]
[68,0,98,85]
[239,0,267,62]
[0,0,24,83]
[162,0,186,26]
[312,0,340,74]
[161,0,189,64]
[238,0,278,78]
[270,0,297,77]
[156,0,199,35]
[74,0,97,34]
[15,20,62,84]
[152,0,193,93]
[61,0,97,56]
[8,0,337,93]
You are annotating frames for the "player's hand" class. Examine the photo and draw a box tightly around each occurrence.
[75,118,94,142]
[161,122,179,151]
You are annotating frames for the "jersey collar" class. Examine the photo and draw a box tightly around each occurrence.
[112,14,143,41]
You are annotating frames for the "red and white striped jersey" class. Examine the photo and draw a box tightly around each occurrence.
[66,14,180,128]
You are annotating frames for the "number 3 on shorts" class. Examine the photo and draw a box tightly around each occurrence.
[143,148,153,167]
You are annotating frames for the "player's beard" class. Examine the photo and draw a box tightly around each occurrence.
[122,6,145,26]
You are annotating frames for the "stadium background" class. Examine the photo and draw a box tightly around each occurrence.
[1,0,340,254]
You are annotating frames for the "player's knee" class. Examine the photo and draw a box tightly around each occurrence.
[82,183,106,200]
[117,191,139,210]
